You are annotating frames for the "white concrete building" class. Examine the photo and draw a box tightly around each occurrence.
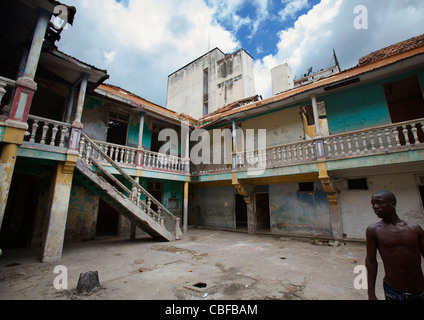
[166,48,256,119]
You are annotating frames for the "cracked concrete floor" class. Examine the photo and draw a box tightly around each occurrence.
[0,228,387,300]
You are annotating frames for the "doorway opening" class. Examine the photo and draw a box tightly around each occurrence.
[96,199,120,237]
[235,194,247,230]
[255,193,270,231]
[107,111,129,146]
[0,173,40,250]
[146,181,163,213]
[384,75,424,144]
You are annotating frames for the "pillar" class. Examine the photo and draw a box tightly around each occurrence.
[0,143,20,230]
[0,9,50,235]
[73,73,90,126]
[232,118,237,169]
[136,111,145,167]
[182,121,190,174]
[64,86,76,123]
[311,95,322,138]
[69,73,90,151]
[39,162,75,262]
[318,162,344,240]
[183,179,189,233]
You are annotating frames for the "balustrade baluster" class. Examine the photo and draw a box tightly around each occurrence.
[361,132,368,152]
[353,134,360,153]
[59,127,68,148]
[411,125,419,145]
[377,130,384,150]
[50,124,59,146]
[347,136,353,154]
[385,129,393,149]
[40,122,49,145]
[29,120,39,143]
[86,142,92,165]
[402,126,411,146]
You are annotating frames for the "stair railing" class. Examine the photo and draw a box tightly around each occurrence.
[79,132,181,239]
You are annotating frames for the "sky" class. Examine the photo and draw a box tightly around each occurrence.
[57,0,424,109]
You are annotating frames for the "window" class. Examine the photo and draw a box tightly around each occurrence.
[107,111,129,145]
[347,178,368,190]
[299,182,315,193]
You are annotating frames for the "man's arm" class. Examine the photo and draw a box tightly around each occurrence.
[414,224,424,258]
[365,226,378,300]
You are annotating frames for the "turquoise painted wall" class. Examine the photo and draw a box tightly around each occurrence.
[324,69,424,135]
[269,182,332,237]
[323,82,391,134]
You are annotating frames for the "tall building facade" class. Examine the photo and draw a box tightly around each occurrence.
[166,48,256,119]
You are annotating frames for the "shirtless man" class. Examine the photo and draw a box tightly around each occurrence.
[366,190,424,300]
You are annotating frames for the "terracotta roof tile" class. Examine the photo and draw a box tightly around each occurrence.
[359,33,424,66]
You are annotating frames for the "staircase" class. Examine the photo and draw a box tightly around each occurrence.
[75,132,182,242]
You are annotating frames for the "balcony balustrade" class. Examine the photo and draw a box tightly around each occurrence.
[11,115,424,176]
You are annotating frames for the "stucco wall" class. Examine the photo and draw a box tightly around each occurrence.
[269,182,332,237]
[241,106,305,148]
[338,173,424,240]
[195,186,235,229]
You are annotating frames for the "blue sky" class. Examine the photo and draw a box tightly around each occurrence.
[58,0,424,109]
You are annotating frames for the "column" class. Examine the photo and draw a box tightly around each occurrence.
[181,121,190,174]
[39,162,75,262]
[73,73,90,126]
[64,86,76,123]
[69,73,90,151]
[312,95,325,159]
[0,9,50,234]
[136,112,145,167]
[318,162,344,240]
[9,9,50,123]
[183,179,189,233]
[0,143,20,231]
[232,118,237,169]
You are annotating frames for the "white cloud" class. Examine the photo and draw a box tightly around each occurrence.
[254,0,424,99]
[58,0,239,106]
[279,0,310,21]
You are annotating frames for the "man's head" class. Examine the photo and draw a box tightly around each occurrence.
[371,190,397,219]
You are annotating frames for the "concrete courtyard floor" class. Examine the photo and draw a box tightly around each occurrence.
[0,227,388,301]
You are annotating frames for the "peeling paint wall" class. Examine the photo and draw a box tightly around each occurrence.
[338,173,424,240]
[81,97,109,141]
[269,182,332,237]
[65,180,99,242]
[195,186,235,229]
[241,106,305,147]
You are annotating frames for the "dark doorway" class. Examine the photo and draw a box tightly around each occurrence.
[147,181,163,213]
[235,194,247,229]
[107,111,129,146]
[150,122,167,153]
[0,174,40,250]
[384,75,424,123]
[96,199,120,237]
[255,193,270,231]
[419,186,424,209]
[384,75,424,145]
